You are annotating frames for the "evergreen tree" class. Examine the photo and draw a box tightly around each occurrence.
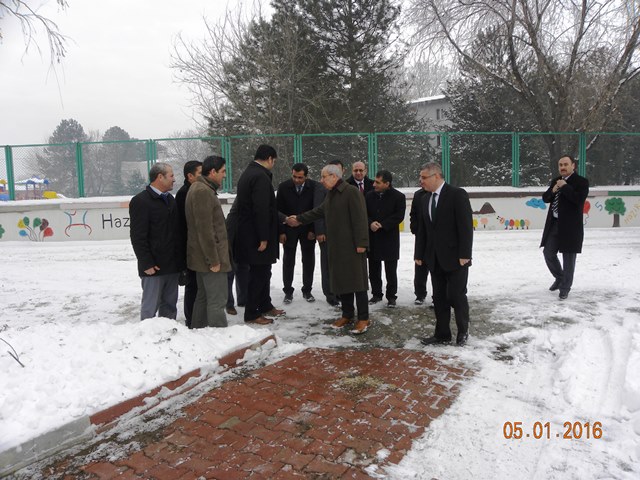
[38,118,88,196]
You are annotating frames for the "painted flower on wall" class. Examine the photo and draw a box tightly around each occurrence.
[0,224,4,239]
[17,216,54,241]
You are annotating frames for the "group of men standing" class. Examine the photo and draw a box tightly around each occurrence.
[129,146,588,348]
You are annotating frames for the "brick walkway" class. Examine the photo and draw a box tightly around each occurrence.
[39,348,471,479]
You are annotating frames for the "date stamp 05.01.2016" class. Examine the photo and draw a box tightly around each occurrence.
[503,421,603,440]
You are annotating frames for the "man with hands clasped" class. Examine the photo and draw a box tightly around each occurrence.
[540,155,589,300]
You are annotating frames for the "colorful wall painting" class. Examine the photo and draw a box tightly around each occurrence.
[17,216,53,241]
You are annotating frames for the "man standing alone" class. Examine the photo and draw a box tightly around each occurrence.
[540,155,589,300]
[414,162,473,346]
[129,162,180,320]
[185,156,230,328]
[235,145,284,325]
[365,170,406,307]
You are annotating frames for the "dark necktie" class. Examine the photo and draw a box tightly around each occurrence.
[161,192,169,205]
[430,192,437,222]
[552,191,560,216]
[296,185,303,195]
[358,182,364,192]
[552,177,565,217]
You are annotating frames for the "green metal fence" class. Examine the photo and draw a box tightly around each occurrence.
[2,131,639,200]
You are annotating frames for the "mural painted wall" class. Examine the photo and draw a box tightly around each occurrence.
[0,190,638,243]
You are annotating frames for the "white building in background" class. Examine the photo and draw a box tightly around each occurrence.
[408,94,451,142]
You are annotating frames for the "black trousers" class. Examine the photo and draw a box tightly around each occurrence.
[282,234,315,296]
[340,291,369,320]
[368,258,398,300]
[543,220,577,293]
[430,258,469,341]
[184,268,197,328]
[227,262,249,308]
[244,264,274,321]
[414,262,429,300]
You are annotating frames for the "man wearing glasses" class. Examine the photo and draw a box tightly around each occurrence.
[347,161,373,195]
[414,162,473,347]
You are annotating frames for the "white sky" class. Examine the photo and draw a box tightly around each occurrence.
[0,0,245,145]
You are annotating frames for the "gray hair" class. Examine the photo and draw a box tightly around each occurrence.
[420,162,443,176]
[149,162,172,182]
[323,164,342,177]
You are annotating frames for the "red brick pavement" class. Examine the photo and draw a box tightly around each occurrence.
[40,348,471,479]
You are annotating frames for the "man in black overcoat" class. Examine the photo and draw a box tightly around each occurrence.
[175,160,202,327]
[365,170,406,307]
[346,161,374,195]
[234,145,284,324]
[540,155,589,300]
[129,162,181,321]
[414,162,473,347]
[410,187,430,305]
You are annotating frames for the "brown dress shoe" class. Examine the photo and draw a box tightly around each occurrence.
[264,308,285,317]
[226,306,238,315]
[245,316,273,325]
[331,317,352,329]
[350,319,370,335]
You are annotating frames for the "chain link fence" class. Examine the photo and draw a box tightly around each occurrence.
[2,131,639,200]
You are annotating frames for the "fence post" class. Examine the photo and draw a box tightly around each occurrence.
[512,132,520,187]
[293,134,302,166]
[578,132,587,177]
[5,145,16,201]
[368,133,378,177]
[222,136,232,192]
[441,133,451,183]
[76,142,85,198]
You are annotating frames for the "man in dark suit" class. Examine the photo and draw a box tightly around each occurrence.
[129,162,181,321]
[365,170,406,307]
[277,163,318,304]
[414,162,473,346]
[235,145,284,325]
[410,187,430,305]
[540,155,589,300]
[175,160,202,327]
[346,161,374,195]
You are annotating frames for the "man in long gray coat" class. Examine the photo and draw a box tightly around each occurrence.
[288,164,371,334]
[185,156,231,328]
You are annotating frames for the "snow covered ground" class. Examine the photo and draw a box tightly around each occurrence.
[1,227,639,479]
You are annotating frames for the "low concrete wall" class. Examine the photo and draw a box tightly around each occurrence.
[0,187,638,242]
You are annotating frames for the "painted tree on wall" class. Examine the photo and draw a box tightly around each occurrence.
[605,197,626,227]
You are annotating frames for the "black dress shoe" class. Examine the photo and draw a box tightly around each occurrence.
[559,290,569,300]
[387,299,396,308]
[456,332,469,346]
[369,296,383,304]
[303,293,316,303]
[420,336,451,346]
[549,279,561,291]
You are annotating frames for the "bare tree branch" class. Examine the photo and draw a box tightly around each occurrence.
[0,0,69,65]
[405,0,640,161]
